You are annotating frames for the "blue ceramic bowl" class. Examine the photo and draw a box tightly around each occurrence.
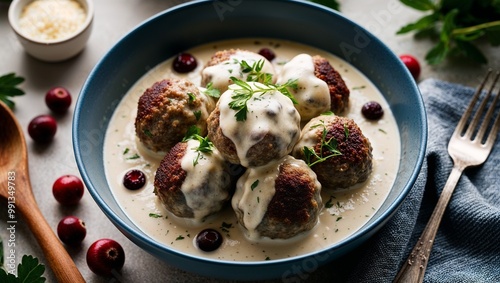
[73,0,427,280]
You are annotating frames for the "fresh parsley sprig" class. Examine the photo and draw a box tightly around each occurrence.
[397,0,500,64]
[228,77,298,121]
[182,126,215,166]
[0,73,25,109]
[236,59,273,84]
[303,118,342,167]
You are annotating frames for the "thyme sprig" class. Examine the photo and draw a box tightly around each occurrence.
[303,118,342,167]
[228,77,298,121]
[182,126,215,166]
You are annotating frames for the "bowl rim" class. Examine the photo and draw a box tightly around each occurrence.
[8,0,94,45]
[73,0,427,276]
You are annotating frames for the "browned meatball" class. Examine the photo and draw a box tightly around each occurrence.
[293,114,373,190]
[232,156,322,240]
[135,78,214,152]
[312,55,350,115]
[207,82,301,167]
[201,49,276,93]
[154,139,234,222]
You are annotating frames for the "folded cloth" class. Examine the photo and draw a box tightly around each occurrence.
[326,78,500,283]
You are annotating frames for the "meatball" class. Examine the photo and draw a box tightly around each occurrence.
[293,114,373,190]
[232,156,322,240]
[313,55,350,115]
[201,49,276,93]
[154,139,234,223]
[277,54,349,121]
[135,78,215,152]
[207,81,301,167]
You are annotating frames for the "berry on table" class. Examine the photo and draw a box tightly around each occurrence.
[27,114,57,143]
[173,53,198,73]
[361,101,384,120]
[52,174,85,205]
[45,87,72,113]
[399,54,421,80]
[195,229,223,252]
[57,216,86,246]
[86,239,125,277]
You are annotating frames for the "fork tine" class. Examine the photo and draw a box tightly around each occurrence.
[454,70,492,138]
[475,71,500,143]
[465,71,499,139]
[482,80,500,149]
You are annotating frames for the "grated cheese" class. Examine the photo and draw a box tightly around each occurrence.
[18,0,86,41]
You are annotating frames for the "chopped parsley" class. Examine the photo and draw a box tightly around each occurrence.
[250,179,259,191]
[187,92,196,103]
[149,213,163,218]
[202,82,221,98]
[126,153,140,160]
[193,110,202,121]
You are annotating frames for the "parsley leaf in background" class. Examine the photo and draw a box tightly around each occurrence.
[397,0,500,64]
[0,73,25,109]
[310,0,340,11]
[0,255,46,283]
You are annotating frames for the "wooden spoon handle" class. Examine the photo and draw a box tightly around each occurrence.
[16,174,86,283]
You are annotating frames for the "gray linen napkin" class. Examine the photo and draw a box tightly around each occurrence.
[329,78,500,283]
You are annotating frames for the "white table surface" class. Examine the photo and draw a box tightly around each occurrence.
[0,0,498,282]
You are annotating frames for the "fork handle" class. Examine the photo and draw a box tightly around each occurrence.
[393,164,465,283]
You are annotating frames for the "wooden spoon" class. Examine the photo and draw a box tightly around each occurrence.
[0,102,85,283]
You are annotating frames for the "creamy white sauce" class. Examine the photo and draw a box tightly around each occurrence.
[103,38,401,261]
[277,54,330,121]
[201,50,276,93]
[218,82,300,167]
[232,155,321,240]
[178,139,230,223]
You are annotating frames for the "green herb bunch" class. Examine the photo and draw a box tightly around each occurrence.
[397,0,500,64]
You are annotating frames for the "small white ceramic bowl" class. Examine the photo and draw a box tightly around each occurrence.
[8,0,94,62]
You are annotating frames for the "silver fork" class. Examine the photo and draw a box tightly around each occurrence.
[393,70,500,283]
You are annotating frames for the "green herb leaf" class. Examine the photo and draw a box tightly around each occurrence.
[309,0,340,10]
[425,41,449,65]
[149,213,163,218]
[227,77,298,121]
[0,73,25,109]
[303,120,342,167]
[251,180,259,190]
[17,255,46,283]
[396,13,439,34]
[455,40,488,64]
[203,82,221,98]
[182,126,215,166]
[400,0,436,11]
